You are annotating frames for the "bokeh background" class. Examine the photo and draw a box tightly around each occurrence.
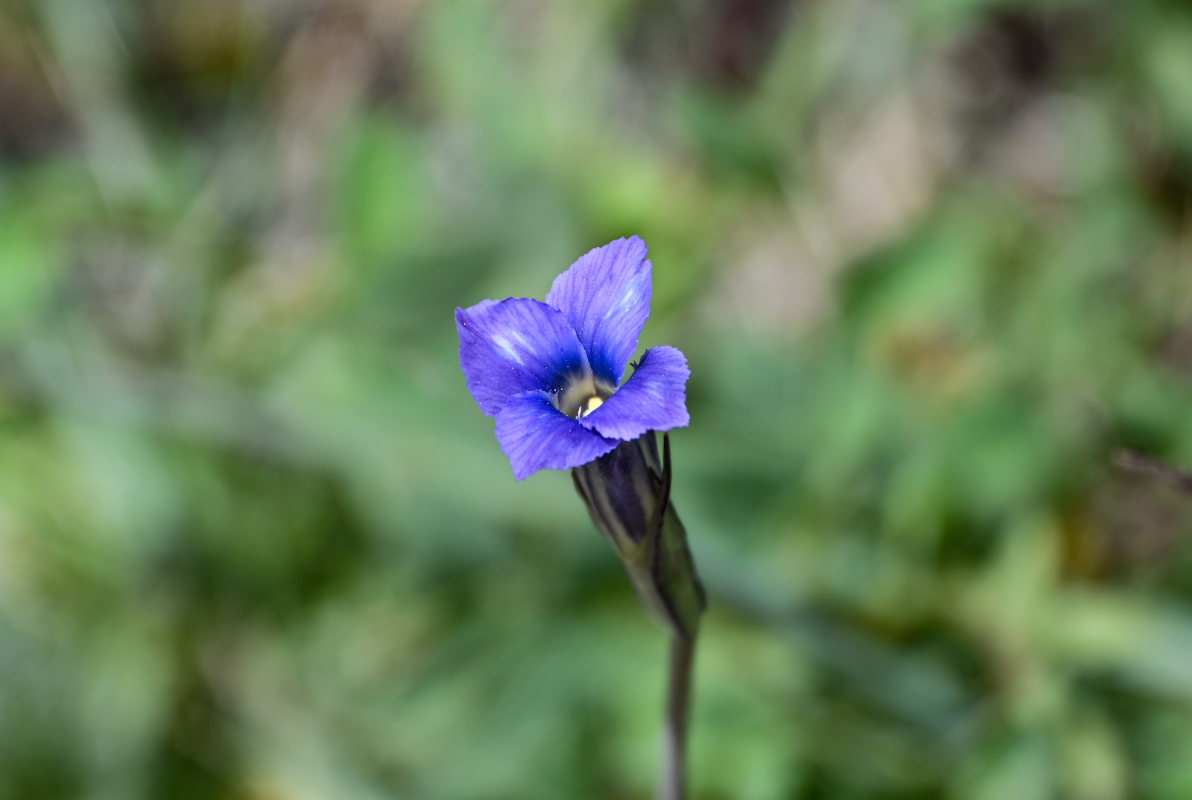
[3,0,1192,798]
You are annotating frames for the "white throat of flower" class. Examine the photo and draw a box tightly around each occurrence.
[556,374,615,419]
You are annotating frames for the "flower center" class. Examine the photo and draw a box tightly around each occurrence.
[556,374,615,419]
[579,396,603,417]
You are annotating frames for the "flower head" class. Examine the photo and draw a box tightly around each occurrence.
[456,236,691,480]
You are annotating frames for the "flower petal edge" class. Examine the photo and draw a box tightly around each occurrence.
[578,345,690,441]
[495,390,620,480]
[456,298,591,417]
[545,236,652,387]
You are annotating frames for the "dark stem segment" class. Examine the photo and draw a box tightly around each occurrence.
[1114,448,1192,494]
[659,632,696,800]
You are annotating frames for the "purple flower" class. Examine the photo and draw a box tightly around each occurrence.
[456,236,691,480]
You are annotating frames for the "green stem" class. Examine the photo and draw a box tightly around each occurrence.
[658,632,696,800]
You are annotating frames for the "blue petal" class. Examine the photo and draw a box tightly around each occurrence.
[496,390,620,480]
[579,346,690,441]
[545,236,652,386]
[456,298,591,417]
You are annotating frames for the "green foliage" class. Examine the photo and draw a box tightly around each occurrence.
[1,1,1191,798]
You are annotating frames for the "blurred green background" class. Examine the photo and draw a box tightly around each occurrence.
[2,0,1192,798]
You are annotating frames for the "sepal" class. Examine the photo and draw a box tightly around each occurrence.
[572,433,705,639]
